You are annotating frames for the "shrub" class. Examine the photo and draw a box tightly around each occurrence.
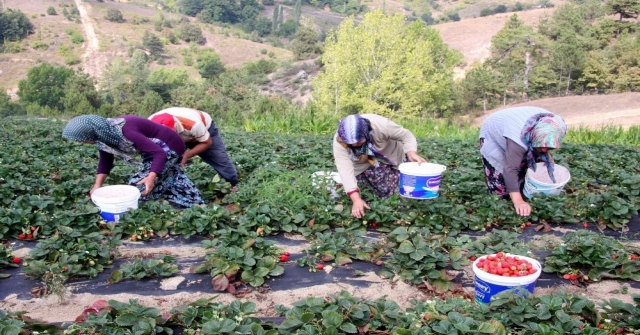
[46,6,57,15]
[494,4,507,13]
[179,23,204,44]
[105,9,125,22]
[31,41,48,50]
[480,8,493,16]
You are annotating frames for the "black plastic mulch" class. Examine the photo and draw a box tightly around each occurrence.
[1,215,639,302]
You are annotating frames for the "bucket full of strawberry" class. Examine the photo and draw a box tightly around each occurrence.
[472,252,541,304]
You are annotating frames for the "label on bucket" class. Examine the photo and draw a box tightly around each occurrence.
[474,277,536,304]
[399,174,441,199]
[100,211,128,223]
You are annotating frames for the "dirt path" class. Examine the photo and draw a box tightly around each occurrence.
[473,92,640,129]
[75,0,105,80]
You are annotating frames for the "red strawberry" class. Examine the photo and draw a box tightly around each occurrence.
[30,226,37,231]
[598,324,604,329]
[279,255,289,262]
[369,313,374,319]
[469,256,477,261]
[316,264,324,270]
[563,274,571,280]
[283,252,290,256]
[371,222,377,228]
[12,257,21,264]
[63,266,69,272]
[485,223,492,229]
[582,223,588,228]
[526,222,532,227]
[520,224,526,230]
[26,234,33,239]
[18,234,25,240]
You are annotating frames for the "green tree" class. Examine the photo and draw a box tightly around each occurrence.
[605,0,640,21]
[253,17,272,37]
[149,68,190,87]
[291,27,321,60]
[294,0,301,30]
[142,30,164,59]
[17,63,73,111]
[0,9,34,42]
[138,90,165,115]
[105,8,124,22]
[487,14,545,101]
[197,49,225,79]
[179,23,204,44]
[62,71,101,116]
[577,51,611,92]
[272,4,279,32]
[313,10,462,118]
[456,63,502,112]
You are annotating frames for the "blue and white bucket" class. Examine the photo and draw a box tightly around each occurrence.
[523,163,571,198]
[398,163,447,199]
[472,254,541,304]
[91,185,141,222]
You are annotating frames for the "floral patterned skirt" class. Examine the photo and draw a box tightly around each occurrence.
[356,163,400,199]
[480,139,526,199]
[129,150,204,208]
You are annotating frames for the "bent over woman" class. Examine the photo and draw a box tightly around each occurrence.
[479,107,567,216]
[62,115,204,208]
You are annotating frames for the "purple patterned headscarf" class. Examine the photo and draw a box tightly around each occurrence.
[520,113,567,183]
[337,115,395,165]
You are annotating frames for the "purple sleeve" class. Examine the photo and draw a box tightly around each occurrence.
[504,138,527,193]
[122,128,167,175]
[97,150,115,175]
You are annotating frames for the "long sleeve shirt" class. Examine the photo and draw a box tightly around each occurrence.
[97,115,186,176]
[333,114,418,194]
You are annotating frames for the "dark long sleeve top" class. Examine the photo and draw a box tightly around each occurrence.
[97,115,186,176]
[504,138,527,193]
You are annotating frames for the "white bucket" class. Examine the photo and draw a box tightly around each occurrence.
[523,163,571,198]
[311,171,342,198]
[398,163,447,199]
[91,185,141,222]
[472,253,541,304]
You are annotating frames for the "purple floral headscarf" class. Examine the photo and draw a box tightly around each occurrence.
[336,114,395,165]
[520,113,567,183]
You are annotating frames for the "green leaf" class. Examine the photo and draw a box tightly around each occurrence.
[339,322,358,333]
[321,310,343,328]
[269,265,285,277]
[397,240,416,254]
[108,270,123,284]
[115,313,138,326]
[300,312,315,324]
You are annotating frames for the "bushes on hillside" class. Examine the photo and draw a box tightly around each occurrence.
[0,9,34,43]
[105,9,125,23]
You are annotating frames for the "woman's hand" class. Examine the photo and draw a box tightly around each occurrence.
[351,198,370,218]
[510,192,531,216]
[407,151,427,164]
[137,172,157,196]
[348,192,370,218]
[89,174,108,196]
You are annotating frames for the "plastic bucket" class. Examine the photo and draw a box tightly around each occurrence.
[398,163,447,199]
[472,254,541,304]
[311,171,342,198]
[523,163,571,198]
[91,185,141,222]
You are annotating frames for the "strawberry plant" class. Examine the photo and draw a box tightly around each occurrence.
[169,297,271,335]
[296,227,385,270]
[278,291,398,334]
[0,310,63,335]
[378,226,466,292]
[65,299,172,335]
[192,229,284,291]
[23,226,121,281]
[0,244,19,278]
[170,203,230,238]
[598,294,640,332]
[543,230,640,282]
[109,255,179,283]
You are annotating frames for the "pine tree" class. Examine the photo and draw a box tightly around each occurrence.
[278,6,284,28]
[294,0,301,30]
[272,4,279,32]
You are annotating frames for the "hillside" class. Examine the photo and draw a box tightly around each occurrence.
[2,0,640,127]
